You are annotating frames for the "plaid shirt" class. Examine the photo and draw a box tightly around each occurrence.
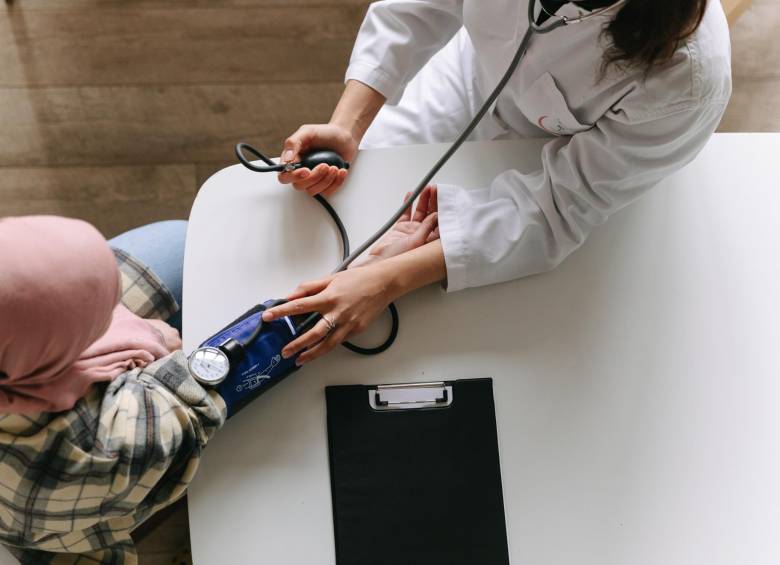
[0,250,227,564]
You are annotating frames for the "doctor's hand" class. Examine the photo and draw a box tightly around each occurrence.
[261,264,397,366]
[277,123,358,196]
[350,186,440,269]
[263,238,447,366]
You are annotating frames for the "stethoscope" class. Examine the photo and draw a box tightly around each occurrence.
[533,0,627,28]
[189,0,627,385]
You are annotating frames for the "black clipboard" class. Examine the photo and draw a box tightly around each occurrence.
[325,378,510,565]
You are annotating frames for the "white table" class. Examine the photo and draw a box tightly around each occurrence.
[184,134,780,565]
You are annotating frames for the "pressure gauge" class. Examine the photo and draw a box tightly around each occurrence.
[188,346,230,386]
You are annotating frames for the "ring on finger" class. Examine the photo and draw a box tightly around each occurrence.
[322,315,337,336]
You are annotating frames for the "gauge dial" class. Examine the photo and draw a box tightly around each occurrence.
[188,346,230,386]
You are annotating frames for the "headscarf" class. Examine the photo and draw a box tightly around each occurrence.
[0,216,173,414]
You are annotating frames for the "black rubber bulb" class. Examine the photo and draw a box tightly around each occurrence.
[297,150,350,171]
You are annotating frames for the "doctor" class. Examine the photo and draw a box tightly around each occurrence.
[262,0,732,364]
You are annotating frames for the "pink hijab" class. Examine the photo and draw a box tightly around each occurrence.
[0,216,173,414]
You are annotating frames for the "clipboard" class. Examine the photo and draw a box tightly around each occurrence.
[325,378,510,565]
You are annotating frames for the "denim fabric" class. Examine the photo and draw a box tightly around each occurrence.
[109,220,187,331]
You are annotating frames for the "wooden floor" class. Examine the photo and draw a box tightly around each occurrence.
[718,0,780,132]
[0,1,777,564]
[1,0,775,239]
[0,0,372,238]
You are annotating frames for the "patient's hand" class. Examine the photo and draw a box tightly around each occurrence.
[351,185,439,268]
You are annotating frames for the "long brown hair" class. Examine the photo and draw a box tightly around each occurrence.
[604,0,709,72]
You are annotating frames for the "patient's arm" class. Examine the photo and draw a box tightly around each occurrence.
[350,185,439,268]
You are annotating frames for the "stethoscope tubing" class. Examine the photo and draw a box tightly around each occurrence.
[236,0,624,356]
[532,0,627,31]
[332,0,570,273]
[334,0,626,272]
[235,142,288,173]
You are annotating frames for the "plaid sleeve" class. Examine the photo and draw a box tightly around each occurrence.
[112,248,178,321]
[0,352,226,564]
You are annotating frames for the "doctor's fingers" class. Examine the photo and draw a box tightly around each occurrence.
[286,276,334,300]
[321,169,349,197]
[263,294,330,322]
[281,125,315,164]
[307,166,340,196]
[277,165,316,187]
[281,316,337,360]
[277,169,302,186]
[290,164,331,192]
[295,324,351,366]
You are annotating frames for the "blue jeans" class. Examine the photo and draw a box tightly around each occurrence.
[109,220,187,332]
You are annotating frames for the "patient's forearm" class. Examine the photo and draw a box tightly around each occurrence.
[377,240,447,300]
[330,80,386,142]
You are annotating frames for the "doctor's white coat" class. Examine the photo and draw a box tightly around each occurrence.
[347,0,732,292]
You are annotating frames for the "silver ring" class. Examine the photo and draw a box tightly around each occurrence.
[322,316,337,336]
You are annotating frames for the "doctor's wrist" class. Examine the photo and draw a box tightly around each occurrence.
[328,117,363,146]
[330,80,386,143]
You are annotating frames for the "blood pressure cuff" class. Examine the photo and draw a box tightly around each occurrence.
[199,300,300,417]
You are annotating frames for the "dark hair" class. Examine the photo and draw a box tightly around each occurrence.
[604,0,708,72]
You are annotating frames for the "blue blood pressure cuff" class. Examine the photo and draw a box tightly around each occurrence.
[199,300,301,417]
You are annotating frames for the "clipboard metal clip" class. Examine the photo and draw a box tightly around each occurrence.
[368,381,453,411]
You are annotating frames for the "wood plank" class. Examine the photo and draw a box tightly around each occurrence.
[718,78,780,132]
[135,551,190,565]
[719,0,780,133]
[722,0,753,25]
[5,0,371,7]
[0,82,344,167]
[1,5,369,87]
[728,0,779,79]
[0,164,196,238]
[718,77,780,133]
[134,498,191,555]
[196,161,236,191]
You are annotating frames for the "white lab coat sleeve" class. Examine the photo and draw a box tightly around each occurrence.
[345,0,464,105]
[437,100,729,292]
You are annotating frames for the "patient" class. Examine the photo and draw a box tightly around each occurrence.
[0,215,225,563]
[0,198,438,563]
